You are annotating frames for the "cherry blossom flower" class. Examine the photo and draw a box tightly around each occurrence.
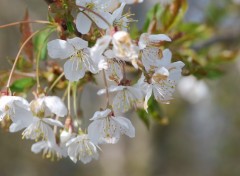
[0,96,34,132]
[139,33,172,71]
[75,0,112,34]
[91,32,139,70]
[88,109,135,144]
[47,37,98,82]
[21,96,67,143]
[31,140,65,160]
[98,85,143,113]
[137,50,185,111]
[66,134,99,164]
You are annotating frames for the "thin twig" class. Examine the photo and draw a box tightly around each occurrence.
[102,70,110,108]
[6,30,41,89]
[0,20,51,29]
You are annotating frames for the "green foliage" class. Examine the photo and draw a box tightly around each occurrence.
[137,96,168,129]
[33,28,54,61]
[137,108,150,129]
[10,78,36,92]
[143,3,163,32]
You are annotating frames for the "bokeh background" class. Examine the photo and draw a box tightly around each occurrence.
[0,0,240,176]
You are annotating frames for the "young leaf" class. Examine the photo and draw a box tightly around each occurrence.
[137,108,150,129]
[33,29,52,60]
[10,78,36,92]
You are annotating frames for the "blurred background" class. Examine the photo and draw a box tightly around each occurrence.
[0,0,240,176]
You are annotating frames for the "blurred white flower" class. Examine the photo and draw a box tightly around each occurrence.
[31,140,65,160]
[47,37,98,82]
[88,109,135,144]
[177,75,209,104]
[66,134,99,164]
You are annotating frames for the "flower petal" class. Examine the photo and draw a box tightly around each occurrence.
[88,120,103,144]
[43,118,63,127]
[31,141,47,154]
[90,109,111,120]
[47,39,74,59]
[112,116,135,138]
[67,37,88,50]
[76,12,92,34]
[43,96,67,117]
[64,58,86,82]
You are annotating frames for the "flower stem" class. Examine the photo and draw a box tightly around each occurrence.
[67,81,72,115]
[47,72,65,94]
[0,20,51,29]
[6,30,41,90]
[102,70,110,108]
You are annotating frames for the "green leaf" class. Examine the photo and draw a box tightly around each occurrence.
[205,68,224,79]
[143,3,163,32]
[137,96,169,128]
[137,108,150,129]
[33,28,53,60]
[161,0,188,31]
[10,78,36,92]
[148,96,166,123]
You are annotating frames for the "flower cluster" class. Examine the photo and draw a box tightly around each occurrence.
[0,0,184,164]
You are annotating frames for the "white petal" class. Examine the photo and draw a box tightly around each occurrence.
[91,35,112,62]
[64,58,86,82]
[88,120,103,144]
[157,49,172,66]
[113,116,135,138]
[43,118,63,127]
[9,101,33,132]
[111,3,126,23]
[31,141,47,154]
[67,37,88,50]
[90,109,111,120]
[88,11,111,29]
[76,12,92,34]
[76,0,91,7]
[97,85,124,95]
[148,34,172,43]
[43,96,67,117]
[47,39,74,59]
[144,85,153,112]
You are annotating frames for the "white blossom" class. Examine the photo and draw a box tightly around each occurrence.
[47,37,98,82]
[66,134,99,164]
[31,140,65,159]
[75,0,113,34]
[177,75,209,104]
[0,96,33,132]
[88,109,135,144]
[91,32,139,70]
[139,33,172,71]
[98,85,143,113]
[137,50,185,111]
[21,96,67,143]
